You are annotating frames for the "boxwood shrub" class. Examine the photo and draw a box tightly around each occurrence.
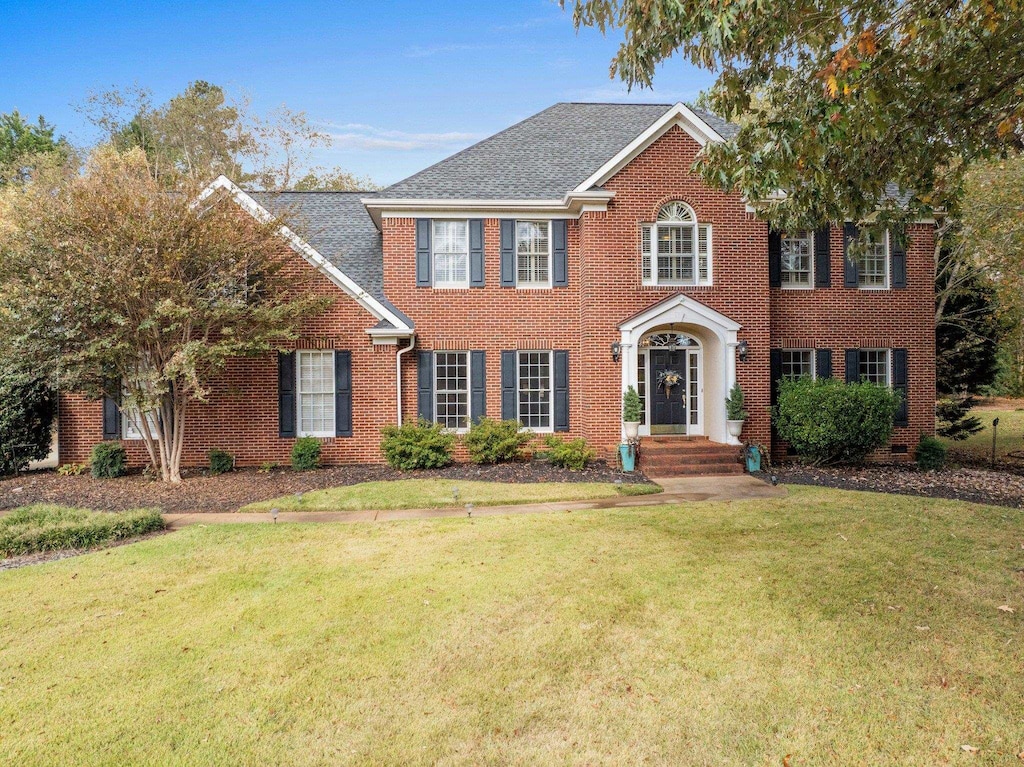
[774,377,900,465]
[90,442,127,478]
[544,435,596,471]
[0,505,164,557]
[915,435,947,471]
[291,437,322,471]
[464,417,531,464]
[380,420,455,470]
[208,449,234,476]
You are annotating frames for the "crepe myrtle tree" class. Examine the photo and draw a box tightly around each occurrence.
[0,147,330,483]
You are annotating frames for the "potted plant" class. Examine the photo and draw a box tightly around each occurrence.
[622,385,642,440]
[725,381,748,437]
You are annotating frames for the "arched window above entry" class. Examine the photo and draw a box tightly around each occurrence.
[641,201,712,287]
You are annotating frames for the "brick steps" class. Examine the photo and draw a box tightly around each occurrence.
[639,437,743,477]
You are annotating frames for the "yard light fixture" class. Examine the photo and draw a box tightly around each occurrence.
[466,503,474,518]
[737,340,749,362]
[452,486,460,504]
[271,507,279,523]
[611,341,621,362]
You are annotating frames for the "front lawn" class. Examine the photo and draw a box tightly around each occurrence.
[941,403,1024,465]
[1,486,1021,764]
[241,478,661,512]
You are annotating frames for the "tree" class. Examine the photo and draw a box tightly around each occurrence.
[0,147,330,482]
[566,0,1024,232]
[935,247,1001,393]
[0,110,71,186]
[0,356,56,476]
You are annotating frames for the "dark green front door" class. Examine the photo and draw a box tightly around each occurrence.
[650,349,687,434]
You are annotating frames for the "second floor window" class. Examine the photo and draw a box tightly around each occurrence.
[432,220,469,287]
[781,232,812,287]
[640,201,712,287]
[516,221,551,286]
[858,231,888,289]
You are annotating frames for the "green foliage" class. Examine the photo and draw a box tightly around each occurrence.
[89,442,127,479]
[463,418,531,465]
[57,463,87,477]
[0,505,164,557]
[257,461,279,474]
[0,358,56,476]
[290,438,322,471]
[380,420,455,471]
[774,378,900,465]
[935,394,984,441]
[208,449,234,476]
[0,110,70,186]
[915,435,947,472]
[725,382,748,421]
[543,435,596,471]
[622,386,643,422]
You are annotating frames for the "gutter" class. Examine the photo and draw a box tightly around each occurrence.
[395,335,417,426]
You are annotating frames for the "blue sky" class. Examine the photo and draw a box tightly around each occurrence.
[1,0,714,186]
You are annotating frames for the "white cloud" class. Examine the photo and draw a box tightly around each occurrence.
[403,43,491,59]
[320,122,485,152]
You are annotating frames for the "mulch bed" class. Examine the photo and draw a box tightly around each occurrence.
[776,462,1024,510]
[0,460,652,514]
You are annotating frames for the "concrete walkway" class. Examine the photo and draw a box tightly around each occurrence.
[163,475,786,529]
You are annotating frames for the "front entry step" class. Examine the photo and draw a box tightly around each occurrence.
[639,436,743,477]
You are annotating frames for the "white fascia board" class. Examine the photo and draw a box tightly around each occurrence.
[573,103,726,194]
[363,191,614,225]
[197,176,413,333]
[619,293,742,333]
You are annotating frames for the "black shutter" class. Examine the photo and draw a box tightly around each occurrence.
[553,350,569,432]
[469,219,485,287]
[470,350,486,424]
[815,348,833,379]
[843,223,859,288]
[102,387,121,441]
[278,352,296,438]
[552,219,568,287]
[769,349,783,407]
[768,230,782,288]
[500,219,516,287]
[417,350,434,422]
[416,218,432,287]
[892,348,908,426]
[814,227,831,288]
[844,349,861,383]
[335,350,352,437]
[891,229,907,289]
[501,350,517,420]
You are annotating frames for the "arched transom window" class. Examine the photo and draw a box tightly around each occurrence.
[641,202,712,286]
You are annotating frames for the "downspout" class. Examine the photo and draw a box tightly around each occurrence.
[395,335,416,426]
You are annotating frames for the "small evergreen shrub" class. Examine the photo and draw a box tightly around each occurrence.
[935,393,983,441]
[291,437,322,471]
[725,382,749,421]
[464,418,531,464]
[774,377,900,465]
[623,386,643,422]
[90,442,127,478]
[544,435,595,471]
[915,435,947,471]
[208,449,234,476]
[0,505,164,557]
[380,420,455,470]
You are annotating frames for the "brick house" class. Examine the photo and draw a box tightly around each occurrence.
[58,102,936,473]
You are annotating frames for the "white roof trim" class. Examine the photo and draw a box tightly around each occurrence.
[362,190,615,226]
[574,103,726,193]
[196,176,413,333]
[619,293,742,334]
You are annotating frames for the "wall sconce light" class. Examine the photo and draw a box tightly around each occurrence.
[737,340,749,362]
[611,342,621,362]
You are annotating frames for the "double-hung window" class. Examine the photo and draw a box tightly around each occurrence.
[516,220,551,286]
[297,350,335,437]
[780,349,815,380]
[517,351,552,430]
[432,220,469,287]
[780,231,813,287]
[858,349,890,385]
[858,230,889,289]
[640,201,711,286]
[435,351,470,430]
[122,398,158,440]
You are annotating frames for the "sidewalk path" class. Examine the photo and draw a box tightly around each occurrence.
[163,475,786,529]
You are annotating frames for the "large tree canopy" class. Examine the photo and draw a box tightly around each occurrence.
[0,110,71,186]
[567,0,1024,231]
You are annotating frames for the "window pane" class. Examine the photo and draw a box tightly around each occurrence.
[516,221,550,285]
[858,350,889,385]
[432,220,469,285]
[435,352,469,429]
[858,231,887,287]
[781,231,811,286]
[657,224,695,282]
[698,225,710,283]
[298,350,335,435]
[641,224,652,282]
[780,349,814,380]
[637,352,646,425]
[517,351,551,429]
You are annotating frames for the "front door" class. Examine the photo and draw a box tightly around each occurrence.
[650,349,688,434]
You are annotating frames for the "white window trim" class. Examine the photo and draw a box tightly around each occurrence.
[779,348,817,380]
[517,350,554,433]
[858,348,892,387]
[780,231,814,291]
[858,230,890,291]
[296,350,336,438]
[122,404,158,441]
[431,219,471,289]
[640,209,713,287]
[434,351,472,433]
[515,220,553,289]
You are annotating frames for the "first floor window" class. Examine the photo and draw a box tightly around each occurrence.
[432,220,469,287]
[516,220,550,286]
[297,350,335,437]
[123,403,158,440]
[781,231,812,287]
[780,349,815,380]
[435,351,470,430]
[518,351,552,430]
[858,349,890,385]
[858,230,888,288]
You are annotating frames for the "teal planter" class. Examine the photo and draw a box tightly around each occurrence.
[745,445,762,473]
[619,443,636,472]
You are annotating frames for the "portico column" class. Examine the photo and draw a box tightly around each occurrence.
[619,329,636,442]
[725,332,739,445]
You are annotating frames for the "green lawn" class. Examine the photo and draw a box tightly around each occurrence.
[941,405,1024,464]
[241,478,661,512]
[1,486,1022,765]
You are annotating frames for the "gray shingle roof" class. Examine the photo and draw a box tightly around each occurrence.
[382,103,738,200]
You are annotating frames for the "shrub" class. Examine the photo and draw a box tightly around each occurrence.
[935,392,983,441]
[0,360,56,476]
[57,463,87,476]
[725,382,749,421]
[774,377,901,465]
[915,435,947,471]
[257,461,278,473]
[0,505,164,557]
[208,449,234,476]
[544,435,596,471]
[291,437,322,471]
[623,386,643,422]
[464,418,531,464]
[380,420,455,470]
[90,442,127,478]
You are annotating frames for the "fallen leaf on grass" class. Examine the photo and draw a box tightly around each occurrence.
[997,605,1015,613]
[961,744,979,753]
[915,625,930,631]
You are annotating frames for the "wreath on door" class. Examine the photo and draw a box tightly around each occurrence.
[657,369,683,397]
